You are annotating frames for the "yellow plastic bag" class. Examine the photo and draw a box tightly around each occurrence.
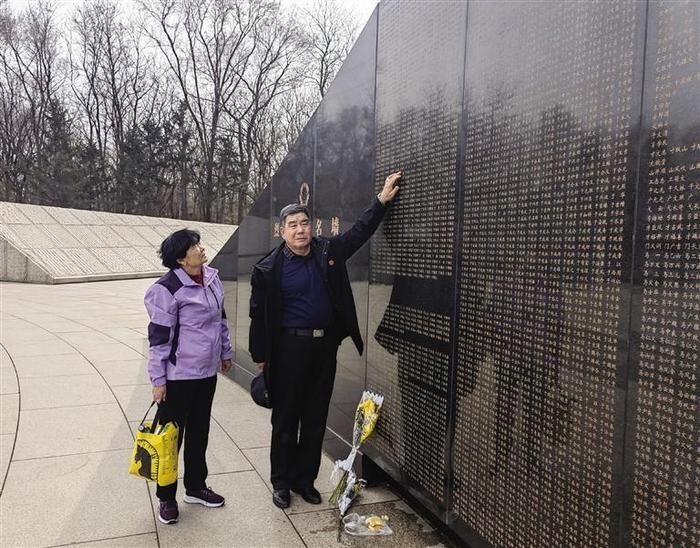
[129,402,179,487]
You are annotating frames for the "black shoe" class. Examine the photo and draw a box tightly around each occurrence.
[272,488,290,509]
[291,485,321,504]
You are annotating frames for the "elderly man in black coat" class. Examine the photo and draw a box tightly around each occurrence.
[249,171,402,508]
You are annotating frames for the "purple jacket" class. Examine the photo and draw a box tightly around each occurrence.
[145,265,233,386]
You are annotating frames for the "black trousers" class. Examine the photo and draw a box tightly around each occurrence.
[270,332,338,490]
[156,375,217,501]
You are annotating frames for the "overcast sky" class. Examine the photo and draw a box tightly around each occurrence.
[7,0,380,30]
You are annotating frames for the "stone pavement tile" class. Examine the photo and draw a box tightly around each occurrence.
[107,314,150,329]
[1,339,77,357]
[0,346,11,367]
[8,312,82,325]
[0,450,155,547]
[62,532,158,547]
[0,328,60,344]
[13,404,133,460]
[13,353,95,378]
[283,486,399,517]
[98,327,148,343]
[2,307,31,320]
[64,533,158,548]
[80,343,145,362]
[1,433,14,480]
[151,470,304,548]
[347,485,400,507]
[94,358,150,386]
[211,400,272,450]
[34,320,94,333]
[187,419,253,477]
[0,315,49,328]
[19,374,113,410]
[90,298,146,311]
[73,317,128,330]
[58,306,126,320]
[285,484,401,517]
[120,338,149,356]
[19,313,94,333]
[0,394,19,434]
[61,331,118,347]
[242,447,337,496]
[1,307,44,320]
[94,328,148,355]
[0,361,18,395]
[214,375,254,403]
[113,384,154,421]
[289,499,447,548]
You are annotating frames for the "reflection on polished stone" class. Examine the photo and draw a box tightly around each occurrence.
[367,0,468,509]
[314,9,378,443]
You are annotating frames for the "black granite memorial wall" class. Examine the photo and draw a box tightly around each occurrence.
[313,10,377,443]
[212,1,699,545]
[454,2,647,545]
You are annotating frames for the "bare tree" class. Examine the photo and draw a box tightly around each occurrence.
[224,4,302,222]
[0,0,64,202]
[141,0,266,221]
[0,0,363,220]
[69,0,160,211]
[0,4,31,200]
[302,0,357,99]
[12,1,61,161]
[70,2,105,158]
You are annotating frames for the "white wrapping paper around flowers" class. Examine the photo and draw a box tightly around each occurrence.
[329,390,384,516]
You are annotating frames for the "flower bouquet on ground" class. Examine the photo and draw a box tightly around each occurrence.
[329,390,384,515]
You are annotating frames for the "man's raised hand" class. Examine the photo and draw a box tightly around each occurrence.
[378,171,403,205]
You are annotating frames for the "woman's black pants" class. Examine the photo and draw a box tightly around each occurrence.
[156,375,217,501]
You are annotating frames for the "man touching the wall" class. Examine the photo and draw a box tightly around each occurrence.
[249,171,402,508]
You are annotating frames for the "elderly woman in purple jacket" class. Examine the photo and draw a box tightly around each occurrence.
[144,229,233,525]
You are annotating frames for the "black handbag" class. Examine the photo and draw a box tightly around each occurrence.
[250,372,272,409]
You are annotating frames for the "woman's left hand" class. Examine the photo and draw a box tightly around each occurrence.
[221,359,232,373]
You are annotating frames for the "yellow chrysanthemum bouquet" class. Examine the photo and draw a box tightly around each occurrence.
[329,391,384,515]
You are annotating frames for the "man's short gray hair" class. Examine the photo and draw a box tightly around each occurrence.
[279,203,310,225]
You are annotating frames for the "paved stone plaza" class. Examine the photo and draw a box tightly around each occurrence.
[0,278,448,547]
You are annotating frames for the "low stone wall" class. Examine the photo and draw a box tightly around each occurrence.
[0,201,237,283]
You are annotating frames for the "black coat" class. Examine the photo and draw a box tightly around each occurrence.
[249,197,387,392]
